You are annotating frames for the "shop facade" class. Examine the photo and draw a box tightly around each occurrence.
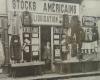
[0,0,99,76]
[6,0,81,74]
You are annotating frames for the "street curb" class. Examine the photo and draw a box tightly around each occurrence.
[12,71,100,80]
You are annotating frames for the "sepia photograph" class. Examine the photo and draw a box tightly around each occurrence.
[0,0,100,80]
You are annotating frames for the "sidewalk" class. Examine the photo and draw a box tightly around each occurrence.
[1,71,100,80]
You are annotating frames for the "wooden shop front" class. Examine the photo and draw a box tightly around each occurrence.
[7,0,98,76]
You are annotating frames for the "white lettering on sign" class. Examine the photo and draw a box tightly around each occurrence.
[43,2,77,15]
[12,0,36,11]
[8,0,79,15]
[82,16,96,26]
[32,14,63,26]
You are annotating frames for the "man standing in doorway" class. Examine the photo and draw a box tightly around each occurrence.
[44,41,51,72]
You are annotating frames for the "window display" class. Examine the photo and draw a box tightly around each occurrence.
[31,27,40,61]
[23,28,40,61]
[23,33,32,62]
[53,27,62,60]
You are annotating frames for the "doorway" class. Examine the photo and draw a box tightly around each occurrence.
[41,26,51,60]
[41,26,51,71]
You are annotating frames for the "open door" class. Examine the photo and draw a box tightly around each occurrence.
[41,26,51,71]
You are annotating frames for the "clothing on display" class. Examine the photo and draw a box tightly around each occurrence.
[10,35,22,63]
[0,40,5,65]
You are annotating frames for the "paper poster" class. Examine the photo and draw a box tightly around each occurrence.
[24,34,30,37]
[33,52,39,56]
[62,46,66,52]
[54,40,60,45]
[32,33,39,38]
[24,46,29,53]
[32,38,39,44]
[55,49,60,57]
[24,38,31,44]
[32,45,39,51]
[54,35,60,39]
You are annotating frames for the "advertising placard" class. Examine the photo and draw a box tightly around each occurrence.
[82,16,96,26]
[32,13,63,26]
[8,0,79,26]
[8,0,79,15]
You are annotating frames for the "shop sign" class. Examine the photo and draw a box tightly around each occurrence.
[32,13,63,26]
[82,16,96,26]
[8,0,79,15]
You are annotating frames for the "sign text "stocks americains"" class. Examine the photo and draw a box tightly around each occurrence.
[12,0,77,14]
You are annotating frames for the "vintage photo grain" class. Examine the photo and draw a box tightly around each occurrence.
[0,0,100,80]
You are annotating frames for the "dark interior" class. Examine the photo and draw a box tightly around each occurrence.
[41,26,51,60]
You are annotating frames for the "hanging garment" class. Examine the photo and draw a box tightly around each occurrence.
[72,42,77,57]
[8,13,22,35]
[10,35,22,62]
[44,44,51,71]
[8,13,23,46]
[92,27,98,41]
[73,28,84,47]
[0,40,5,65]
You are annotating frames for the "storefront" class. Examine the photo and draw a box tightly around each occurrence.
[8,0,98,76]
[0,0,99,77]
